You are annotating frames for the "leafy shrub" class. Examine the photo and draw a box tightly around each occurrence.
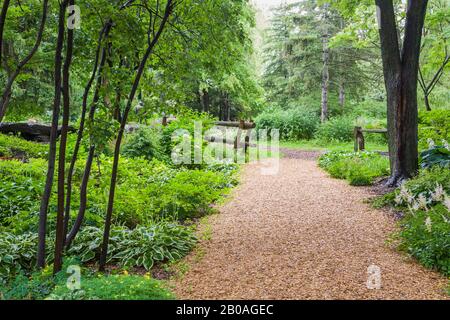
[319,151,390,186]
[396,206,450,276]
[0,222,196,281]
[315,117,354,142]
[0,134,48,159]
[0,159,46,230]
[68,223,197,270]
[255,107,319,140]
[375,167,450,276]
[420,145,450,169]
[418,110,450,150]
[48,275,174,300]
[161,109,215,164]
[122,127,167,162]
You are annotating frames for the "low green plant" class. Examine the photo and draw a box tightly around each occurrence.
[0,134,48,159]
[395,206,450,276]
[418,110,450,150]
[420,145,450,169]
[315,117,354,143]
[122,127,167,162]
[68,223,197,270]
[375,167,450,276]
[319,151,390,186]
[48,274,174,300]
[255,107,319,141]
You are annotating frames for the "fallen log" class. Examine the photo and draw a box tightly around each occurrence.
[0,122,76,142]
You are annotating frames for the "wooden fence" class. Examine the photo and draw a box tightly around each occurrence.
[354,126,388,152]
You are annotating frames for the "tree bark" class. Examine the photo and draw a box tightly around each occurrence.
[376,0,428,185]
[0,0,49,122]
[0,0,11,65]
[37,0,67,269]
[54,0,75,273]
[63,21,113,246]
[321,5,330,123]
[65,26,111,249]
[98,0,174,272]
[339,81,345,112]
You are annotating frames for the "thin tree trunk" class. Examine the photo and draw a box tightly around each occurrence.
[339,81,345,112]
[54,0,74,273]
[63,21,112,243]
[321,5,329,123]
[98,0,174,272]
[424,94,431,111]
[0,0,11,65]
[37,0,67,269]
[0,0,49,122]
[65,24,112,249]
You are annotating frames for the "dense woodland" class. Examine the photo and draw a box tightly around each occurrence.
[0,0,449,300]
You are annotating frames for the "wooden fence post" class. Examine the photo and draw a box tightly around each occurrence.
[354,126,365,152]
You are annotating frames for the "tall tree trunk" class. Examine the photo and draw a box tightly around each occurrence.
[339,81,345,112]
[37,0,67,269]
[65,24,111,249]
[0,0,11,65]
[376,0,428,185]
[98,0,174,272]
[63,21,112,242]
[54,0,74,273]
[0,0,49,122]
[201,89,209,113]
[321,5,329,123]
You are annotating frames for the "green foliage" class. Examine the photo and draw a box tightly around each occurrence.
[418,110,450,149]
[122,127,167,162]
[315,117,354,142]
[0,222,196,282]
[161,110,215,164]
[0,159,46,232]
[421,146,450,169]
[48,275,174,300]
[68,224,197,270]
[255,107,319,140]
[374,167,450,276]
[319,151,390,186]
[396,206,450,276]
[0,134,48,159]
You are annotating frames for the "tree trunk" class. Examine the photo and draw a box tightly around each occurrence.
[201,89,209,113]
[339,81,345,112]
[37,0,67,269]
[321,5,329,123]
[63,21,112,242]
[98,0,174,272]
[54,0,74,274]
[65,23,112,249]
[0,0,11,65]
[0,0,49,122]
[424,94,431,111]
[376,0,427,185]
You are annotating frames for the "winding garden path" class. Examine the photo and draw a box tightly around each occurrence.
[173,150,449,300]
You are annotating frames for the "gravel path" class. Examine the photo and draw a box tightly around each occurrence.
[174,153,449,300]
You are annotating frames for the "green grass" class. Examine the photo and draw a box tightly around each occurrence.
[280,139,388,153]
[48,274,175,300]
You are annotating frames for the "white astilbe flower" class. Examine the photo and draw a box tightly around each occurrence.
[444,196,450,213]
[417,193,429,211]
[425,216,432,232]
[394,193,403,205]
[442,139,449,151]
[400,185,414,204]
[427,138,435,149]
[431,184,445,202]
[412,200,420,211]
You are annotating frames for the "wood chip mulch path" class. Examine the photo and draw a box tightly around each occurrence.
[173,150,449,300]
